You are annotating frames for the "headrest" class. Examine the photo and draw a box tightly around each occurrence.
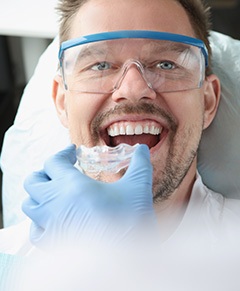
[198,31,240,199]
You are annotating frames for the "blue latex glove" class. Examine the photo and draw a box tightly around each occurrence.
[22,144,158,250]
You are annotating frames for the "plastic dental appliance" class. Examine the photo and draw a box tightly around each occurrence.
[76,143,138,174]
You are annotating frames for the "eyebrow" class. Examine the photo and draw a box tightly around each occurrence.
[66,44,110,69]
[74,43,109,59]
[84,40,191,53]
[148,41,192,54]
[66,39,198,66]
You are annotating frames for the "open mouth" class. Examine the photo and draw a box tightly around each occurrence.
[101,120,165,149]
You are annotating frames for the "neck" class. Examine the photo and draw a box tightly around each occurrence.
[154,160,197,241]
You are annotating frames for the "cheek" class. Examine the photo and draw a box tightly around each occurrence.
[168,94,205,157]
[165,92,205,128]
[66,95,106,146]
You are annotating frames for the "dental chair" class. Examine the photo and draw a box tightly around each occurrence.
[0,31,240,227]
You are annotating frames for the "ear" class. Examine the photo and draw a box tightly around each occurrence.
[52,74,69,128]
[202,74,221,129]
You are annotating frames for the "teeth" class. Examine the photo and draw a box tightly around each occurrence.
[143,125,149,134]
[120,125,125,135]
[126,125,134,135]
[150,125,155,135]
[135,125,143,135]
[113,125,119,136]
[107,122,162,137]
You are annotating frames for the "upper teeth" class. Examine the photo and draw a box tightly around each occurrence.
[107,122,162,137]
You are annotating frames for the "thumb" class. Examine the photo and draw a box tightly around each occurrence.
[43,144,78,179]
[123,144,153,185]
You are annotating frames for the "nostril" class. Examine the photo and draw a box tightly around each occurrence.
[111,79,157,103]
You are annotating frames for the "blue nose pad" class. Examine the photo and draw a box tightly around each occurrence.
[113,59,154,91]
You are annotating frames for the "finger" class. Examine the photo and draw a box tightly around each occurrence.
[22,196,50,230]
[125,144,153,184]
[22,197,37,219]
[22,198,46,227]
[43,144,78,179]
[24,170,51,203]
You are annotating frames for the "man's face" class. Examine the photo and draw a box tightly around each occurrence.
[53,0,219,202]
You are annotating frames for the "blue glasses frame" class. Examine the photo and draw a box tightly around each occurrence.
[59,30,209,68]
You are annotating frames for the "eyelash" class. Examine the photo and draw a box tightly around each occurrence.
[88,60,178,71]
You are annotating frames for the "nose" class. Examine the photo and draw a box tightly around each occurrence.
[111,61,157,103]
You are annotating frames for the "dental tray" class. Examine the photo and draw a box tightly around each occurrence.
[76,143,138,174]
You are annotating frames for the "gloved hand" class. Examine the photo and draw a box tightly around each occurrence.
[22,144,158,250]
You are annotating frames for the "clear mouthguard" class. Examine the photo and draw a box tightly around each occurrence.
[76,143,138,174]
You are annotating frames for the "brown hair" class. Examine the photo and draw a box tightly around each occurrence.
[56,0,212,69]
[56,0,88,43]
[177,0,212,55]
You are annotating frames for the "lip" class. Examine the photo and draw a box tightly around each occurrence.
[98,113,170,151]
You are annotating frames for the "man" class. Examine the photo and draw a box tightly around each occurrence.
[2,0,240,252]
[19,0,240,252]
[1,0,240,289]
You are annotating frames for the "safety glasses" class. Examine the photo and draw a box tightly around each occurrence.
[59,30,208,94]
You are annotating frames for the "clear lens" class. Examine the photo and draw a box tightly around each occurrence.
[61,38,205,94]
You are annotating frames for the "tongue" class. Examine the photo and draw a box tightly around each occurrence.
[110,134,159,148]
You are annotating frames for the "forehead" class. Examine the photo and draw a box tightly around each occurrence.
[70,0,196,39]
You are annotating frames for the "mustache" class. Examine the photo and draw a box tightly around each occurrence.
[91,102,177,139]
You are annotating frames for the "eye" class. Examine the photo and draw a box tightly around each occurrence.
[157,61,176,70]
[91,62,112,71]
